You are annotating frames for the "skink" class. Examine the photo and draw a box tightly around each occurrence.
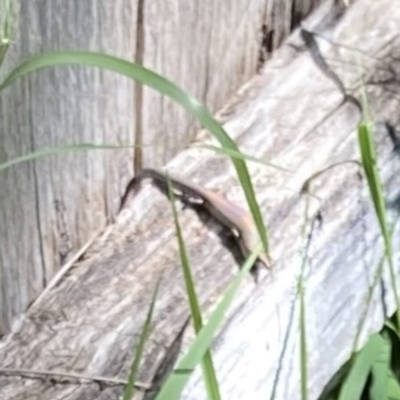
[120,168,270,270]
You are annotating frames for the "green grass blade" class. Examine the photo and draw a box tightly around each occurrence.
[0,42,8,68]
[357,71,399,329]
[352,251,388,351]
[297,193,312,400]
[385,320,400,340]
[0,143,140,172]
[0,51,269,259]
[155,246,261,400]
[166,174,221,400]
[387,370,400,400]
[123,277,161,400]
[357,122,390,249]
[339,333,382,400]
[369,333,391,400]
[0,0,11,68]
[318,363,352,400]
[196,144,292,173]
[297,188,332,400]
[357,120,400,328]
[298,275,308,400]
[352,216,399,353]
[0,37,9,69]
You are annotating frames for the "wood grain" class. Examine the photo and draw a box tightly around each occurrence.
[0,0,324,334]
[1,0,399,399]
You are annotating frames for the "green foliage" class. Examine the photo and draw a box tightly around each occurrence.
[320,327,400,400]
[155,247,261,400]
[339,334,389,400]
[196,144,292,173]
[166,174,221,400]
[123,278,161,400]
[358,119,399,318]
[317,69,400,400]
[0,143,142,171]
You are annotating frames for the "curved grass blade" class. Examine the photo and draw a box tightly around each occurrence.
[196,144,292,173]
[166,173,221,400]
[0,51,269,258]
[0,143,140,172]
[300,160,361,194]
[123,277,162,400]
[155,246,260,400]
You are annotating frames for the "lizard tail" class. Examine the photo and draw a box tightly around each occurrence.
[118,168,166,212]
[118,175,143,212]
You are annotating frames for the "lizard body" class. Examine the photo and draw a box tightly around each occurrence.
[120,168,270,270]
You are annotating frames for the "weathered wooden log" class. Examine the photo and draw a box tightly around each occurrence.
[0,0,324,334]
[1,0,399,399]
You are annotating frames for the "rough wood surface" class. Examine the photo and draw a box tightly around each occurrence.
[0,0,324,334]
[139,0,325,166]
[0,0,137,334]
[1,0,399,399]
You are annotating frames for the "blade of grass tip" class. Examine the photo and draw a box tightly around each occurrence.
[357,56,370,123]
[196,144,292,173]
[338,333,382,400]
[0,51,269,260]
[165,173,221,400]
[0,143,141,172]
[123,276,162,400]
[357,62,399,329]
[155,246,260,400]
